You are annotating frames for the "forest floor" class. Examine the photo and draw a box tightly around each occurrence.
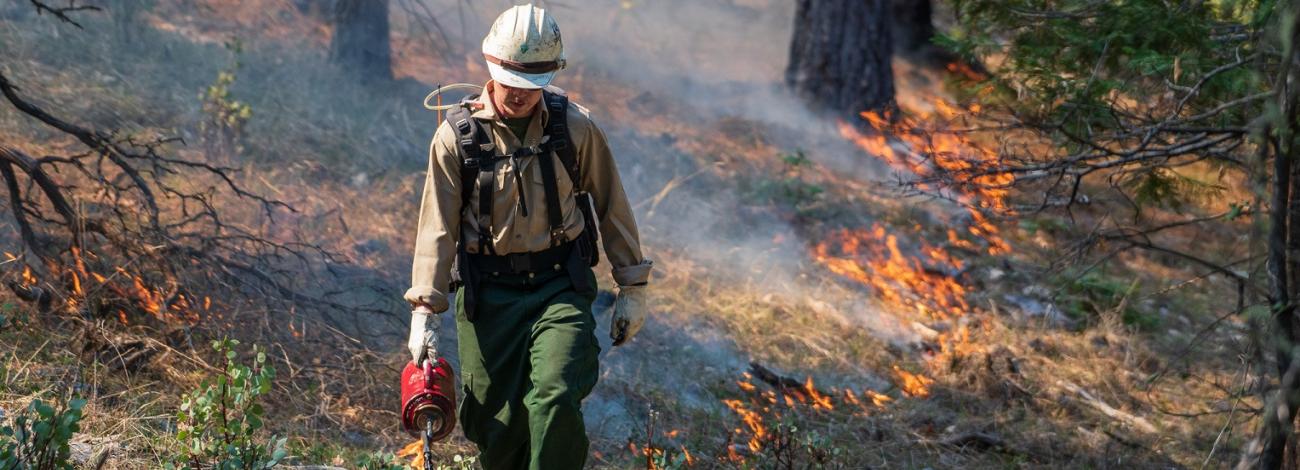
[0,1,1257,468]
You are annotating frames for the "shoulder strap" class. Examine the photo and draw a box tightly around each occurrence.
[537,137,566,246]
[446,98,497,255]
[543,91,580,187]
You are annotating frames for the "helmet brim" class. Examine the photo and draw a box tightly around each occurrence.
[487,61,555,90]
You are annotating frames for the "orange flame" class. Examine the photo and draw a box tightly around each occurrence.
[396,440,423,469]
[722,399,767,453]
[20,265,37,287]
[866,389,893,407]
[837,99,1013,255]
[813,226,969,321]
[892,366,934,398]
[804,377,834,410]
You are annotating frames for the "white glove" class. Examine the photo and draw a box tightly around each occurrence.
[610,285,648,346]
[408,305,439,364]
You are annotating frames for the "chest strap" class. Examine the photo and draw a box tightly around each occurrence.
[448,92,580,254]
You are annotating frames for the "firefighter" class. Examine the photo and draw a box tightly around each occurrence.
[404,4,653,469]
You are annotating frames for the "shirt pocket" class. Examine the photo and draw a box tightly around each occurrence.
[528,153,575,197]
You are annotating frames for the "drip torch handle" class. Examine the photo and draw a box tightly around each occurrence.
[413,305,440,364]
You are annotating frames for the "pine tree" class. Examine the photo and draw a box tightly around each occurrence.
[785,0,896,121]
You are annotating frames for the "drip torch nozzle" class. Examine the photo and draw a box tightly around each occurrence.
[422,416,436,470]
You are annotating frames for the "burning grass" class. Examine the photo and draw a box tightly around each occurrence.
[0,2,1263,468]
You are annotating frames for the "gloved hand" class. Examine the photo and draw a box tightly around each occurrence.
[610,285,648,346]
[408,305,439,364]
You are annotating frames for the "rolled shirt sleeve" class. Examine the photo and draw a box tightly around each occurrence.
[404,123,463,312]
[578,115,653,286]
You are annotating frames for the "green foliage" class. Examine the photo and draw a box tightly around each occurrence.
[167,339,285,470]
[749,150,825,209]
[353,450,405,470]
[647,448,691,470]
[1057,271,1156,329]
[1125,168,1226,213]
[747,420,839,468]
[436,454,479,470]
[1018,216,1069,236]
[0,397,86,470]
[941,0,1273,333]
[199,40,253,160]
[947,0,1267,122]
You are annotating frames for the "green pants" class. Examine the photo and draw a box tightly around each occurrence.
[455,267,600,470]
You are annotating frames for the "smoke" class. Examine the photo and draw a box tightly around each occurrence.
[402,0,914,343]
[2,0,927,448]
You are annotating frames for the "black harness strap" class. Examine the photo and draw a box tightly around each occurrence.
[543,92,580,186]
[447,99,498,256]
[476,162,495,255]
[537,139,566,246]
[446,91,601,309]
[450,106,477,211]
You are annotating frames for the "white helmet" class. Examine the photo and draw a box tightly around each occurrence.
[481,4,566,89]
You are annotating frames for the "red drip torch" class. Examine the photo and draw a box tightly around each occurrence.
[400,306,456,470]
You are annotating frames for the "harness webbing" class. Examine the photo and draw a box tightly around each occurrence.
[446,91,581,255]
[537,139,565,246]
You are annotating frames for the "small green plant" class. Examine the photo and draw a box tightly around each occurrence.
[437,454,479,470]
[749,150,825,210]
[776,151,824,205]
[0,397,86,470]
[200,40,253,161]
[1056,271,1157,329]
[354,450,404,470]
[647,447,690,470]
[168,338,285,470]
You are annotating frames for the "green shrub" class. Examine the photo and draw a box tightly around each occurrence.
[0,397,87,470]
[168,339,285,470]
[200,41,253,161]
[747,150,825,210]
[1057,272,1157,329]
[354,450,405,470]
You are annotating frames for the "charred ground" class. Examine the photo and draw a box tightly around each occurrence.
[0,1,1254,469]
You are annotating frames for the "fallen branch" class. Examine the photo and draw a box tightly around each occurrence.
[1059,380,1158,434]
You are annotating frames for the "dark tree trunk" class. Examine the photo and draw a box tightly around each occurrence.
[1240,10,1300,469]
[785,0,895,121]
[889,0,987,74]
[891,0,936,55]
[330,0,392,83]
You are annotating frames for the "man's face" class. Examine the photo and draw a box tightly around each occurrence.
[491,82,543,119]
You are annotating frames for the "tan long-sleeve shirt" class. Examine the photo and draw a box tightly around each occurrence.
[404,82,653,311]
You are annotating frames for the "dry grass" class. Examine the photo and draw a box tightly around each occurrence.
[0,2,1266,469]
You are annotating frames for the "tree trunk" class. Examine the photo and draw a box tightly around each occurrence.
[891,0,935,55]
[1239,9,1300,469]
[785,0,895,122]
[329,0,392,83]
